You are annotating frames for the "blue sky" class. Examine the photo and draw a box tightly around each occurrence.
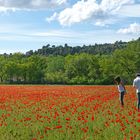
[0,0,140,54]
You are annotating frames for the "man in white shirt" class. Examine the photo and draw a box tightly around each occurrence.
[133,73,140,111]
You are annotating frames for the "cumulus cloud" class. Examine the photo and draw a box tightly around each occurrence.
[58,0,100,26]
[47,0,134,26]
[117,23,140,34]
[100,0,134,13]
[0,0,67,11]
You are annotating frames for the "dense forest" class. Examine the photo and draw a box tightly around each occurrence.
[0,38,140,85]
[26,41,127,56]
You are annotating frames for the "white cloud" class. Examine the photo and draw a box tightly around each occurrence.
[55,0,67,5]
[46,12,58,23]
[119,4,140,17]
[58,0,99,26]
[100,0,134,13]
[117,23,140,34]
[0,23,86,41]
[0,0,67,11]
[47,0,134,26]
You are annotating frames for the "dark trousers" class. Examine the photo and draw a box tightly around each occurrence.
[120,91,125,106]
[137,92,140,110]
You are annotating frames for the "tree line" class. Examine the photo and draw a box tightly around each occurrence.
[26,40,127,56]
[0,38,140,85]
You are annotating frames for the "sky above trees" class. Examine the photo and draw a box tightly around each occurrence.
[0,0,140,53]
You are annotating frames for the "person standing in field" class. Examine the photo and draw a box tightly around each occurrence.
[114,76,126,107]
[133,73,140,111]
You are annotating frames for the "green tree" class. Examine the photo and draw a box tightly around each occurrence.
[45,56,66,84]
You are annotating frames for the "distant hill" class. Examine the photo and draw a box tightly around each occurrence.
[26,40,127,56]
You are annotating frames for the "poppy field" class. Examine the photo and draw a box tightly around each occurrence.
[0,85,140,140]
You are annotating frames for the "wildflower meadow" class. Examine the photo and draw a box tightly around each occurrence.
[0,85,140,140]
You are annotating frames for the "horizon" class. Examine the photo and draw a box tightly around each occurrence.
[0,0,140,54]
[0,37,136,55]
